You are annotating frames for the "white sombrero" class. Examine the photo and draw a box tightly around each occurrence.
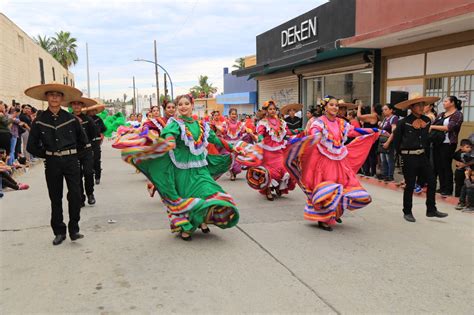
[24,82,82,102]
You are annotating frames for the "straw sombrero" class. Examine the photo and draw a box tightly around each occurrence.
[66,97,97,107]
[280,103,303,116]
[395,93,440,110]
[337,100,357,110]
[24,82,82,102]
[83,103,105,114]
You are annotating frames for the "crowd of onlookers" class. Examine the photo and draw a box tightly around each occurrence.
[0,100,35,198]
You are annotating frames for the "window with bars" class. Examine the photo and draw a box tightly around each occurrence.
[425,74,474,122]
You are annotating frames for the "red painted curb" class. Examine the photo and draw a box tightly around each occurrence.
[358,175,459,206]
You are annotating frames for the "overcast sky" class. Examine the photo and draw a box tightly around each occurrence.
[1,0,326,100]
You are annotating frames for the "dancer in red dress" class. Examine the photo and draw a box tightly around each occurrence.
[285,97,384,231]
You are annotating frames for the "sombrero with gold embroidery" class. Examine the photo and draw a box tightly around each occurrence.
[395,93,440,110]
[24,82,82,102]
[280,103,303,116]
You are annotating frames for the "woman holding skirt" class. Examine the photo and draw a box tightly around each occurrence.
[285,97,384,231]
[117,95,239,241]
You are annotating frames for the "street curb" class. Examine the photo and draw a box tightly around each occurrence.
[358,175,458,206]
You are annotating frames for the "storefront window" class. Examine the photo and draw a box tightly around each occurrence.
[425,74,474,122]
[303,70,373,122]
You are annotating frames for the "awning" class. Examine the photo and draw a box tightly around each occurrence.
[232,47,368,78]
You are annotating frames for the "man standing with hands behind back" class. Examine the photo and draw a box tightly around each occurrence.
[25,82,88,245]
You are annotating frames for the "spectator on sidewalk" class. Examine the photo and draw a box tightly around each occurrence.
[0,102,12,157]
[456,169,474,212]
[453,139,473,196]
[19,104,32,162]
[378,104,399,182]
[357,100,382,177]
[431,96,464,197]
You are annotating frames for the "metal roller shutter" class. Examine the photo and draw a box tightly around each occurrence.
[258,75,299,107]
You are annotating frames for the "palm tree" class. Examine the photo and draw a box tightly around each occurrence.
[232,57,245,70]
[50,31,78,70]
[190,75,218,98]
[33,35,53,52]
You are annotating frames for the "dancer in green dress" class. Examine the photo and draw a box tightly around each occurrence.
[118,94,239,241]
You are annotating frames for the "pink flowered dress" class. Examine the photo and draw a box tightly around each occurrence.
[285,115,382,225]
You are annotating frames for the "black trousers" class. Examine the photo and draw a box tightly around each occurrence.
[92,142,102,180]
[1,171,19,190]
[401,154,437,215]
[454,169,466,197]
[433,143,456,194]
[0,132,11,155]
[44,155,81,236]
[79,149,94,199]
[363,141,378,176]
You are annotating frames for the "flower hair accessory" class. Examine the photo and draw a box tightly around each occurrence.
[262,100,277,110]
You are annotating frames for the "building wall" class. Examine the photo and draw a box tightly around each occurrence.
[0,14,75,109]
[354,0,471,35]
[223,68,256,94]
[193,98,223,118]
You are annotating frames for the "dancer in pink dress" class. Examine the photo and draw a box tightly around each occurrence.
[222,108,255,181]
[246,101,301,201]
[285,97,384,231]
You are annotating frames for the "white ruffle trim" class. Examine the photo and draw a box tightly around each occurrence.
[169,150,208,169]
[260,142,287,151]
[258,119,287,143]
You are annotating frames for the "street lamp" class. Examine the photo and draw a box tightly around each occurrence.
[134,58,174,100]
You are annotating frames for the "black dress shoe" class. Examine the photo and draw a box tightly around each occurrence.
[70,233,84,241]
[427,211,448,218]
[95,178,100,185]
[403,214,416,222]
[53,235,66,245]
[87,194,96,205]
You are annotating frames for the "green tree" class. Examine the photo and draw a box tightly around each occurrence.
[232,57,245,70]
[189,75,217,98]
[33,35,53,52]
[50,31,78,70]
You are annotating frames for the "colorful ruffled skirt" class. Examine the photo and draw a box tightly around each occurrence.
[235,141,296,195]
[114,131,239,233]
[284,133,379,225]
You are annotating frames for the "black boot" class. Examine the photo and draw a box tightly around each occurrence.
[87,194,96,205]
[52,235,66,246]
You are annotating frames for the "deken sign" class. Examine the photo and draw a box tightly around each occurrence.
[281,17,318,48]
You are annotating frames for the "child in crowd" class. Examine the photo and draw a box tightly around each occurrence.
[456,169,474,212]
[453,139,473,199]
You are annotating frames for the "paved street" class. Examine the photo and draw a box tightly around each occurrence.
[1,144,473,314]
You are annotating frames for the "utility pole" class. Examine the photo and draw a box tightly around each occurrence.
[86,42,90,97]
[164,73,168,101]
[154,40,160,109]
[132,76,136,113]
[98,72,101,100]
